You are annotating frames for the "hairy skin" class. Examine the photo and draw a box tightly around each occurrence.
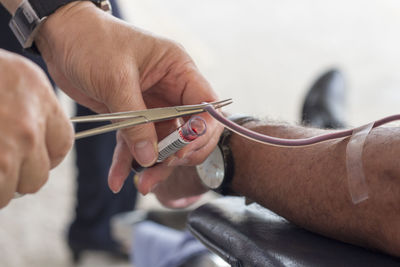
[2,0,398,256]
[230,122,400,257]
[154,121,400,257]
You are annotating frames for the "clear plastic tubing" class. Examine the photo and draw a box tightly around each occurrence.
[131,116,207,172]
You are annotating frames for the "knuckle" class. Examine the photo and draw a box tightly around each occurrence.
[47,109,74,167]
[0,52,46,84]
[123,124,155,142]
[18,119,38,149]
[50,133,73,165]
[14,57,46,82]
[61,127,74,153]
[7,54,31,71]
[0,195,12,209]
[164,39,186,53]
[31,176,48,193]
[19,172,49,194]
[55,115,74,152]
[15,59,35,73]
[0,171,16,209]
[165,40,194,65]
[0,154,16,178]
[19,148,51,194]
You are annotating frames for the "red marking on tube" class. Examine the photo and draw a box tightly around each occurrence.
[180,128,196,142]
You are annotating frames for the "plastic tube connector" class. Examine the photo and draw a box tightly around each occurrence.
[131,116,207,172]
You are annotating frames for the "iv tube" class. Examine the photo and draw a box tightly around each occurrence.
[204,103,400,205]
[204,104,400,147]
[131,116,206,172]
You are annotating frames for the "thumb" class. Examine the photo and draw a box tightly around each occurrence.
[107,84,158,168]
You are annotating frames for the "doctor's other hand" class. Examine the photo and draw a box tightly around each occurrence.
[0,50,73,208]
[35,1,222,194]
[145,165,207,209]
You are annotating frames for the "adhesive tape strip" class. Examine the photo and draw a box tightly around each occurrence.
[346,122,374,204]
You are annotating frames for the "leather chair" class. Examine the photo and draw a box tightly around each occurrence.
[187,197,399,267]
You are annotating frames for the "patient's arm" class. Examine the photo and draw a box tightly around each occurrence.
[151,119,400,256]
[230,121,400,257]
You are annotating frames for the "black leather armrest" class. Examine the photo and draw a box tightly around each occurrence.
[187,197,399,267]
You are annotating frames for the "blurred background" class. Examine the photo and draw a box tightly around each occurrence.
[1,0,400,266]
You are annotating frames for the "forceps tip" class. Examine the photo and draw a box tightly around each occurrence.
[211,98,233,109]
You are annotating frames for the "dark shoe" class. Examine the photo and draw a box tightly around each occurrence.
[301,69,346,129]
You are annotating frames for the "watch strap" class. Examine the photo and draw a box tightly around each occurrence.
[214,130,235,196]
[28,0,111,18]
[9,0,111,52]
[8,0,46,49]
[28,0,77,18]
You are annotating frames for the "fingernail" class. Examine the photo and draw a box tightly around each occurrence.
[150,183,160,193]
[134,140,157,167]
[168,151,193,167]
[168,157,189,167]
[111,186,121,194]
[108,169,121,194]
[181,151,194,160]
[167,156,177,167]
[133,174,140,188]
[171,198,189,207]
[138,175,149,195]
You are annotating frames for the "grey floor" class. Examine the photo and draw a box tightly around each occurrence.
[1,0,400,266]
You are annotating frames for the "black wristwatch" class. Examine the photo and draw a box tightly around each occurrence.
[196,115,258,195]
[9,0,112,52]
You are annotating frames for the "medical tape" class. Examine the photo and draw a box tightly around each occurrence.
[345,122,374,204]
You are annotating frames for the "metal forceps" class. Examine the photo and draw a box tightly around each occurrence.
[71,98,233,139]
[13,99,232,199]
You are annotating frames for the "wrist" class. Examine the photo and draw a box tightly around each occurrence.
[35,1,100,59]
[1,0,23,14]
[229,122,263,195]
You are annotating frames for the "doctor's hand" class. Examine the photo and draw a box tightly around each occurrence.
[35,1,222,195]
[0,50,73,208]
[147,165,208,208]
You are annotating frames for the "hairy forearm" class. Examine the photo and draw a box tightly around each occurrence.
[230,121,400,256]
[0,0,22,14]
